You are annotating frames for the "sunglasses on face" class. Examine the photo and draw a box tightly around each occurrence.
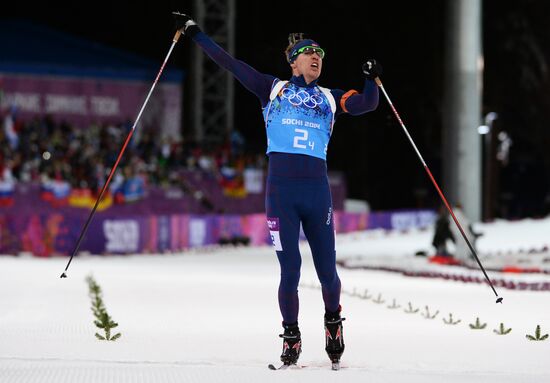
[293,46,325,59]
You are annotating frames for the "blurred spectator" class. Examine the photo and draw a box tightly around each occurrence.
[0,158,16,207]
[113,165,146,204]
[4,106,20,150]
[431,205,454,257]
[230,130,245,156]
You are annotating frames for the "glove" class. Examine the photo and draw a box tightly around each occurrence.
[172,12,201,37]
[362,59,382,80]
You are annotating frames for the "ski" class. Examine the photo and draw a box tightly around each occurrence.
[268,362,341,370]
[268,363,304,370]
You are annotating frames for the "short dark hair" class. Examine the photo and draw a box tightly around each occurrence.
[285,33,305,63]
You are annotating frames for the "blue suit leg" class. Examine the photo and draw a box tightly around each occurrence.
[301,181,341,313]
[266,179,302,324]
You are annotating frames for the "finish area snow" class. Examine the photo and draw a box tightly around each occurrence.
[1,218,550,382]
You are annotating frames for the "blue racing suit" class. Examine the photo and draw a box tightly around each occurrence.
[192,32,379,324]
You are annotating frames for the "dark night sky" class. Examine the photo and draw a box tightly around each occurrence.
[4,0,550,217]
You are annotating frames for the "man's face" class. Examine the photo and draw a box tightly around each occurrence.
[291,47,323,83]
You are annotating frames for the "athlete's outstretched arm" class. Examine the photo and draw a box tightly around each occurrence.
[337,80,379,116]
[174,12,274,106]
[193,33,275,103]
[332,59,382,116]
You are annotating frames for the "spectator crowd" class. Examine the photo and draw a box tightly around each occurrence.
[0,109,266,207]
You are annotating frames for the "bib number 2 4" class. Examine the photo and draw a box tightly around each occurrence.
[293,128,315,151]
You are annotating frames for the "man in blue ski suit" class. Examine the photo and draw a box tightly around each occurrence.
[174,13,381,366]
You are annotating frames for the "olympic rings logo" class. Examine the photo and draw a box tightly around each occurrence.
[280,88,324,108]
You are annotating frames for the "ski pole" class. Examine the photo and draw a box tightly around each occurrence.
[60,29,184,278]
[374,77,503,304]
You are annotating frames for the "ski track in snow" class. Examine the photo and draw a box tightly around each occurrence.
[0,358,546,383]
[2,218,550,382]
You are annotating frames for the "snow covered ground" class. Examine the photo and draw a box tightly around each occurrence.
[1,217,550,382]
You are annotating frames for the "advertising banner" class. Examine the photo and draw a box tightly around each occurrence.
[0,209,435,256]
[0,74,182,140]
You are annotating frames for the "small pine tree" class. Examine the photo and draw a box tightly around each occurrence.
[443,313,461,325]
[422,306,439,319]
[362,289,372,300]
[526,325,549,341]
[372,293,385,304]
[387,299,400,309]
[493,323,512,335]
[404,302,419,314]
[94,311,121,341]
[87,275,122,341]
[469,317,487,330]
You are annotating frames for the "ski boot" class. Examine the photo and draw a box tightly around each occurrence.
[279,322,302,365]
[324,308,345,367]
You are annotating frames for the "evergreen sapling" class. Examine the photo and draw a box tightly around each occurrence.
[86,275,122,341]
[372,293,385,304]
[493,323,512,335]
[362,289,372,300]
[443,313,461,325]
[469,317,487,330]
[526,325,549,341]
[404,302,419,314]
[422,306,439,319]
[387,299,400,309]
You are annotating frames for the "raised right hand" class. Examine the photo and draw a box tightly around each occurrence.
[172,12,201,37]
